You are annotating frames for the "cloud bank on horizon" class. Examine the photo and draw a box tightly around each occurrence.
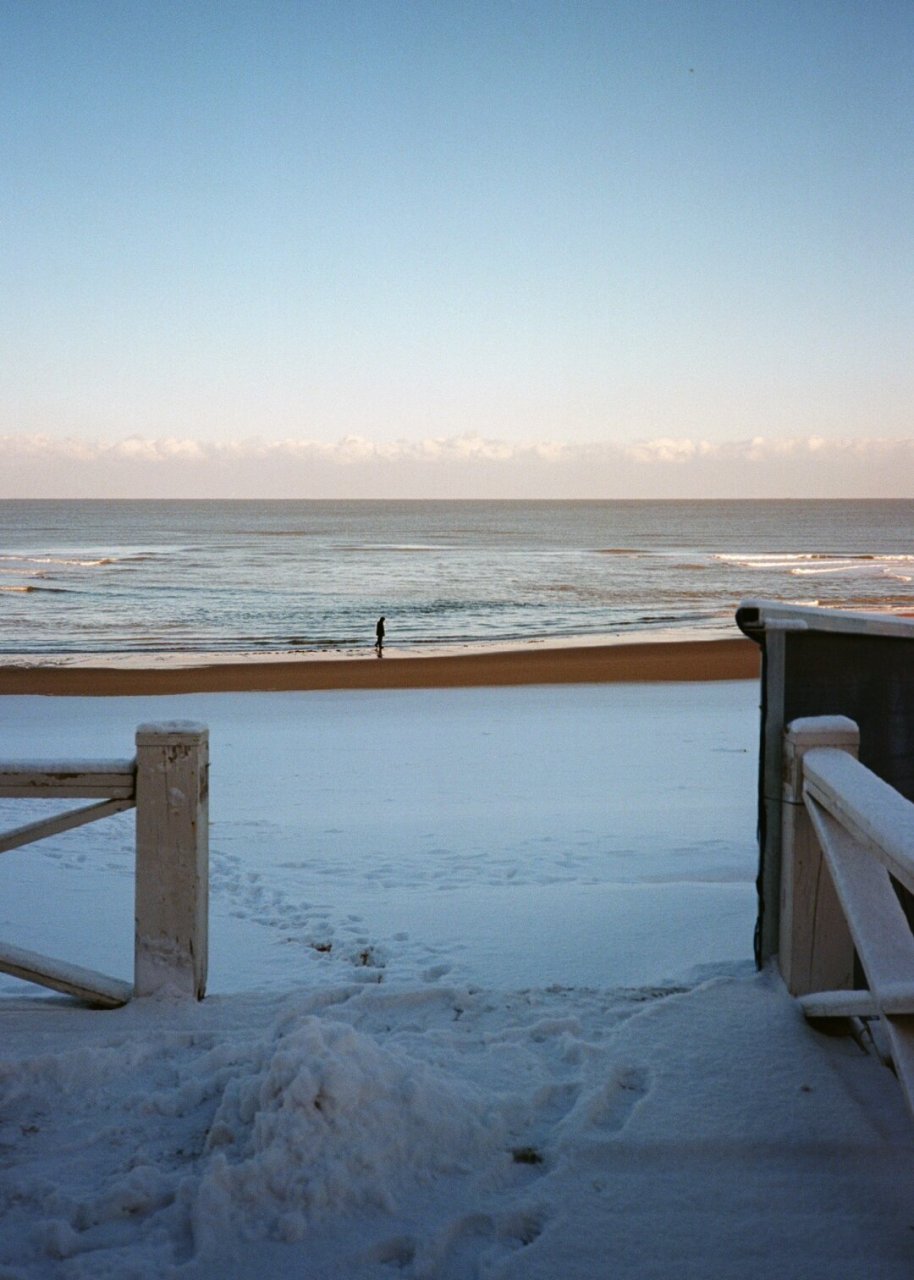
[2,1,913,499]
[3,432,913,499]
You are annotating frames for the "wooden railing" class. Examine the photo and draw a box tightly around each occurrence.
[780,715,914,1115]
[0,722,208,1007]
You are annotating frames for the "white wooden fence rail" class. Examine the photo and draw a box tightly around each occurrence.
[780,716,914,1116]
[0,722,208,1007]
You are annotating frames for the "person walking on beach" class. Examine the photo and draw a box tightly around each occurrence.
[375,615,385,657]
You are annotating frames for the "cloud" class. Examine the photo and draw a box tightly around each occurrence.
[622,438,700,464]
[4,431,913,465]
[2,432,913,498]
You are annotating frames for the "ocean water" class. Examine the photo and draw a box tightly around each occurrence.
[0,499,912,656]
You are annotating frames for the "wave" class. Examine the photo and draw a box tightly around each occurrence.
[716,552,914,566]
[634,611,716,625]
[819,595,914,612]
[339,544,457,553]
[0,554,115,568]
[237,530,322,538]
[716,552,914,583]
[787,565,913,581]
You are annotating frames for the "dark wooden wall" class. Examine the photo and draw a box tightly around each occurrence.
[741,615,914,967]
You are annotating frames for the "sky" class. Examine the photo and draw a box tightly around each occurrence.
[2,0,913,498]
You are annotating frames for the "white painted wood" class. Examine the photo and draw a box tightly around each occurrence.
[798,989,880,1018]
[806,798,914,1116]
[0,798,135,856]
[806,799,914,997]
[803,748,914,898]
[780,718,860,773]
[798,987,914,1018]
[740,599,914,641]
[0,761,135,798]
[779,720,857,995]
[0,941,132,1008]
[134,723,208,1000]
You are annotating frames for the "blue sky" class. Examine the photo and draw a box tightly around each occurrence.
[2,0,913,497]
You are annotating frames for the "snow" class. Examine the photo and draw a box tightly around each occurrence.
[2,681,914,1278]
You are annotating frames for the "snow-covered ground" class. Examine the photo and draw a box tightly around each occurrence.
[0,683,758,995]
[2,682,913,1278]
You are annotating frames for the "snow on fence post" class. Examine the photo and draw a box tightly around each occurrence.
[134,722,209,999]
[780,717,857,996]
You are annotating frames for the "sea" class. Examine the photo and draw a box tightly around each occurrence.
[1,499,913,657]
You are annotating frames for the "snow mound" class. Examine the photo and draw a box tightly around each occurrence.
[192,1015,501,1252]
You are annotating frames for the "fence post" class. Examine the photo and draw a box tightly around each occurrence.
[134,722,209,999]
[780,716,857,995]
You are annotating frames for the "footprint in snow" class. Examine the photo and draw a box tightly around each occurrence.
[580,1064,651,1133]
[370,1208,546,1276]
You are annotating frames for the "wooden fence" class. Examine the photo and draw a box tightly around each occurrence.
[0,722,208,1007]
[780,715,914,1116]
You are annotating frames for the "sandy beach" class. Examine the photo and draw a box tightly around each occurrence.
[0,634,758,695]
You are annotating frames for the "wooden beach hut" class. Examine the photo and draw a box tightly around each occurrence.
[736,600,914,968]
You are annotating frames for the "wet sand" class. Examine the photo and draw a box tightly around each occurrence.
[0,636,758,696]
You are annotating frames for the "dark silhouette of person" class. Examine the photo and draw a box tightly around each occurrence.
[375,615,385,657]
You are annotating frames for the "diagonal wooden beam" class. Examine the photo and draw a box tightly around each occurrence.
[805,795,914,1118]
[0,941,132,1007]
[0,798,135,856]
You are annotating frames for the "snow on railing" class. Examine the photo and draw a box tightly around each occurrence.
[780,715,914,1116]
[0,722,208,1007]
